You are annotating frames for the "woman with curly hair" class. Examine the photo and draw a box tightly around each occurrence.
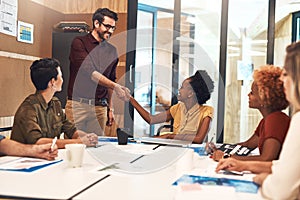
[127,70,214,144]
[215,41,300,199]
[212,65,290,161]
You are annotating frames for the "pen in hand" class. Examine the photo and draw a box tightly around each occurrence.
[51,136,57,151]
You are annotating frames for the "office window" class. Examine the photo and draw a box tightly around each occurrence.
[224,0,268,143]
[134,0,221,137]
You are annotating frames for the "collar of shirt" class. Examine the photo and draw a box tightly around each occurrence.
[88,32,110,47]
[181,102,201,115]
[35,91,54,111]
[88,33,99,45]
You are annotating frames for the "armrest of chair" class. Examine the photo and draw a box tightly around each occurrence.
[156,124,173,136]
[0,127,12,132]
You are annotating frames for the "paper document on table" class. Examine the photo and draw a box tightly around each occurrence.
[0,156,62,172]
[172,174,259,194]
[174,184,236,200]
[139,137,191,147]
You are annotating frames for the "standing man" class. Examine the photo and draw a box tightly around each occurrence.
[66,8,128,136]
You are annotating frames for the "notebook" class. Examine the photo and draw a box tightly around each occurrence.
[138,137,191,147]
[0,156,62,172]
[172,174,259,194]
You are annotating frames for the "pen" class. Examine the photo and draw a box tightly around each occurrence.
[206,135,216,154]
[209,135,214,143]
[51,136,57,151]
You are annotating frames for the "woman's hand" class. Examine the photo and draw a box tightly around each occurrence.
[212,149,225,161]
[253,173,269,185]
[215,157,246,172]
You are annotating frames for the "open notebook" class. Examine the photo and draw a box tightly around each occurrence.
[139,137,191,147]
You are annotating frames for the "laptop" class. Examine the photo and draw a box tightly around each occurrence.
[138,137,192,147]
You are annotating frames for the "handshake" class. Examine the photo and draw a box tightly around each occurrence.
[114,84,132,101]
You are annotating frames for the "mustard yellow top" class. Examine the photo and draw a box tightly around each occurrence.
[169,102,213,134]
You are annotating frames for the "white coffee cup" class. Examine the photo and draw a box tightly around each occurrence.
[65,144,86,168]
[176,149,194,173]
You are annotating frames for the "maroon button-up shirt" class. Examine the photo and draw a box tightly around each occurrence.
[68,33,118,100]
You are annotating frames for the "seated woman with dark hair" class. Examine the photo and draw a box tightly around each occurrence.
[212,65,290,162]
[127,70,214,144]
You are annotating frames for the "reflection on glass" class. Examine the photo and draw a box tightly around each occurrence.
[225,0,268,143]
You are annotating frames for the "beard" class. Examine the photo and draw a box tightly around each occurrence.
[97,30,112,41]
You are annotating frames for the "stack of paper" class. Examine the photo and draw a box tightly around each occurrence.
[0,156,62,172]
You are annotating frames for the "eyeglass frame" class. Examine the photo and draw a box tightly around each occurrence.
[101,22,116,31]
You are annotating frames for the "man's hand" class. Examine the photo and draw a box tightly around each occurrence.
[114,84,126,100]
[106,108,115,126]
[123,86,132,101]
[114,84,131,101]
[32,143,58,160]
[80,133,98,147]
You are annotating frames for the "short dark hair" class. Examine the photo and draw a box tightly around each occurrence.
[30,58,60,90]
[92,8,118,29]
[189,70,214,104]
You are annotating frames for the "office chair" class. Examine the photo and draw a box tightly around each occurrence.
[0,126,12,132]
[156,124,173,136]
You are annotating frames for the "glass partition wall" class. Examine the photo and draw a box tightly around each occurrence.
[132,0,221,138]
[128,0,299,142]
[224,0,268,143]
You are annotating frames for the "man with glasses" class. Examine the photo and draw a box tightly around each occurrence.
[66,8,129,136]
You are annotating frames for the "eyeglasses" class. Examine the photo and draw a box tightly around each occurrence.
[101,22,116,31]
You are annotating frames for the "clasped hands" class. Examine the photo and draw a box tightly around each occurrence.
[79,132,98,147]
[114,84,132,101]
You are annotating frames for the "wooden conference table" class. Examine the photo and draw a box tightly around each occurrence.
[0,138,264,200]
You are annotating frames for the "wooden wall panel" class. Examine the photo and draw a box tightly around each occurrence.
[0,0,65,117]
[0,1,127,118]
[0,57,34,116]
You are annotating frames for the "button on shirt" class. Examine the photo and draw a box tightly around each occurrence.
[11,92,76,144]
[170,102,214,134]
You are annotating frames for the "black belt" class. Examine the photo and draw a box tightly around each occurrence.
[69,97,108,106]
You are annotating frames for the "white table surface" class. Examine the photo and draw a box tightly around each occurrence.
[73,143,265,200]
[0,142,265,200]
[0,150,108,199]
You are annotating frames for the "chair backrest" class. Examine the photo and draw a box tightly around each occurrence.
[0,126,12,132]
[156,124,173,136]
[0,126,12,138]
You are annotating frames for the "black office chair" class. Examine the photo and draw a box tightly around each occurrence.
[156,121,212,142]
[0,126,12,132]
[156,124,173,136]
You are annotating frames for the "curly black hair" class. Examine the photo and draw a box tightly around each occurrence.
[189,70,214,104]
